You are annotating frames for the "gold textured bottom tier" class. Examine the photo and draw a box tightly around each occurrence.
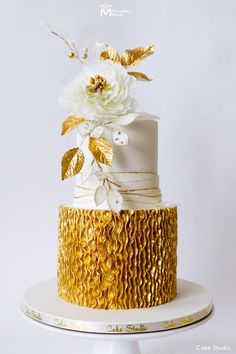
[57,206,178,310]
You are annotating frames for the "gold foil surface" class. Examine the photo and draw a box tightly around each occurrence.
[88,137,113,167]
[57,206,177,310]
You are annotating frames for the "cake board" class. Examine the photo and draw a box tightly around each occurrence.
[21,278,213,354]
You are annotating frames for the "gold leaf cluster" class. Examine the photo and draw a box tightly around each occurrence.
[61,115,85,180]
[88,137,113,167]
[61,116,113,180]
[100,45,154,81]
[121,45,154,67]
[100,47,120,64]
[61,148,84,180]
[127,72,152,81]
[61,115,86,135]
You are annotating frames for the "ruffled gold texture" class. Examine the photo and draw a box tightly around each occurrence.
[57,206,178,310]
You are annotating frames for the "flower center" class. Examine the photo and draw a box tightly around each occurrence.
[87,75,108,94]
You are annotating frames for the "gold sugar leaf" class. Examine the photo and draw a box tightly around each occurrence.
[61,147,84,180]
[61,115,86,136]
[128,72,152,81]
[88,137,113,167]
[100,47,121,64]
[121,45,154,67]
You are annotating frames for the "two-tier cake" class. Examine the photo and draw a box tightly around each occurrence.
[46,27,178,310]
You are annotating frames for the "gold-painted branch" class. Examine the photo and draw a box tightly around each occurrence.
[40,22,80,60]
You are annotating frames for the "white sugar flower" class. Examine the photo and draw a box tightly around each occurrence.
[59,60,136,123]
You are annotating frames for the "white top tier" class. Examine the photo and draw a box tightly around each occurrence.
[73,117,161,210]
[110,118,158,173]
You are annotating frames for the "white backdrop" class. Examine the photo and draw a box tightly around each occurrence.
[0,0,236,353]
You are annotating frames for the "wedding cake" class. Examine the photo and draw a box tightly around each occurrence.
[45,27,177,310]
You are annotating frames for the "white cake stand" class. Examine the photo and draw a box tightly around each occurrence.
[21,279,213,354]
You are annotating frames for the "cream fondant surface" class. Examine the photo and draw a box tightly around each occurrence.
[73,117,162,210]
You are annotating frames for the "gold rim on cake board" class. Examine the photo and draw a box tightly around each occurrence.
[57,206,177,310]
